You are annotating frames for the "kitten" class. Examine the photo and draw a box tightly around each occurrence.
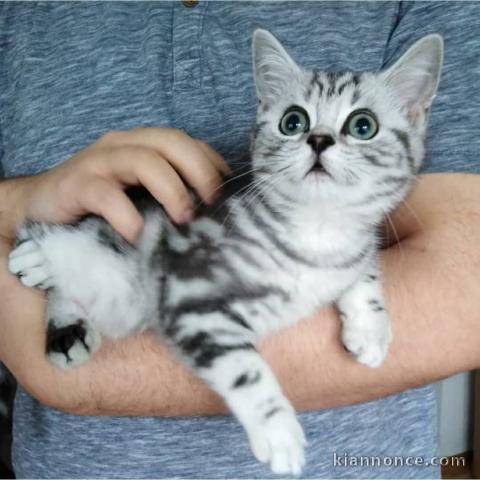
[8,30,443,475]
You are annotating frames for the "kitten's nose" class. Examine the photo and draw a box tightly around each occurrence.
[307,134,335,155]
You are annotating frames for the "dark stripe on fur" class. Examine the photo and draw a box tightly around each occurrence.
[368,299,385,312]
[168,286,289,326]
[380,174,410,184]
[97,227,126,255]
[177,331,254,368]
[167,299,252,330]
[364,153,390,168]
[351,89,361,105]
[326,71,339,97]
[232,370,261,388]
[325,243,372,269]
[307,71,323,99]
[225,225,287,271]
[391,129,414,171]
[157,228,169,323]
[265,406,283,419]
[241,202,316,267]
[165,236,224,281]
[337,74,360,96]
[258,193,290,224]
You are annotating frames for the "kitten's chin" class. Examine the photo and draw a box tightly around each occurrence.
[303,167,335,189]
[296,173,338,204]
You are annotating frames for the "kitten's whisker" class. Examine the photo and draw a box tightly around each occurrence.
[399,198,425,235]
[384,211,404,257]
[401,177,425,236]
[222,169,291,236]
[194,166,265,213]
[242,169,293,217]
[219,174,274,230]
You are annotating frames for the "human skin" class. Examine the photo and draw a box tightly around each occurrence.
[0,128,479,416]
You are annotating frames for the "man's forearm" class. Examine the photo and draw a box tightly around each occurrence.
[1,173,479,416]
[0,176,34,241]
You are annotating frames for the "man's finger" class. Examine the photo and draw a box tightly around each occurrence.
[80,177,144,243]
[100,147,194,224]
[195,140,231,175]
[98,128,227,204]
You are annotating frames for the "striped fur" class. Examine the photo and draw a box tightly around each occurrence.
[7,30,443,475]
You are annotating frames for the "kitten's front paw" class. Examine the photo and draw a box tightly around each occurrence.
[47,319,101,369]
[342,314,392,368]
[246,409,306,476]
[8,239,52,289]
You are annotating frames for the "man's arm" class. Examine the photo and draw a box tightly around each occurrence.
[1,172,480,416]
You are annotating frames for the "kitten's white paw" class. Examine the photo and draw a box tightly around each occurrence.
[342,315,392,368]
[47,319,102,369]
[8,239,52,289]
[247,409,306,476]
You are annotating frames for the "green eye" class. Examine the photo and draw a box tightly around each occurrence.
[345,110,378,140]
[279,107,310,136]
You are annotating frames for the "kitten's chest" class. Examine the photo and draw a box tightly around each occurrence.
[244,255,363,336]
[244,261,356,336]
[287,265,353,316]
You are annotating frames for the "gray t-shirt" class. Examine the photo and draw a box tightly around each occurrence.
[1,2,479,478]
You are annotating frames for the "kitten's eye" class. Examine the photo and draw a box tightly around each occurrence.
[279,107,310,136]
[344,110,378,140]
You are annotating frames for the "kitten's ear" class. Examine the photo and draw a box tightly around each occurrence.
[381,34,443,121]
[252,29,303,102]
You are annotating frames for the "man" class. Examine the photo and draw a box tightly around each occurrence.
[0,2,479,478]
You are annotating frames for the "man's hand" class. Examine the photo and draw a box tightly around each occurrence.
[0,127,229,243]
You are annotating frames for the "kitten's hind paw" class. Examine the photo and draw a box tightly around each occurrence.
[46,319,101,369]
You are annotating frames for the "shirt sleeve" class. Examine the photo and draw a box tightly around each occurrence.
[383,2,480,174]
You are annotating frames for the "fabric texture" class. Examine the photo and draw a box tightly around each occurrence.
[0,1,479,478]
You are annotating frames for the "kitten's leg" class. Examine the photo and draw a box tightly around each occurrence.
[169,311,306,475]
[9,230,103,368]
[337,263,392,368]
[8,222,151,369]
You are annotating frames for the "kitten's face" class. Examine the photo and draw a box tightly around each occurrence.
[251,30,443,215]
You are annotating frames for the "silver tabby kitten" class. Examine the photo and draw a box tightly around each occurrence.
[8,30,443,475]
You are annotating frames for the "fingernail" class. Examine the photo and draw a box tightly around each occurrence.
[179,209,193,224]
